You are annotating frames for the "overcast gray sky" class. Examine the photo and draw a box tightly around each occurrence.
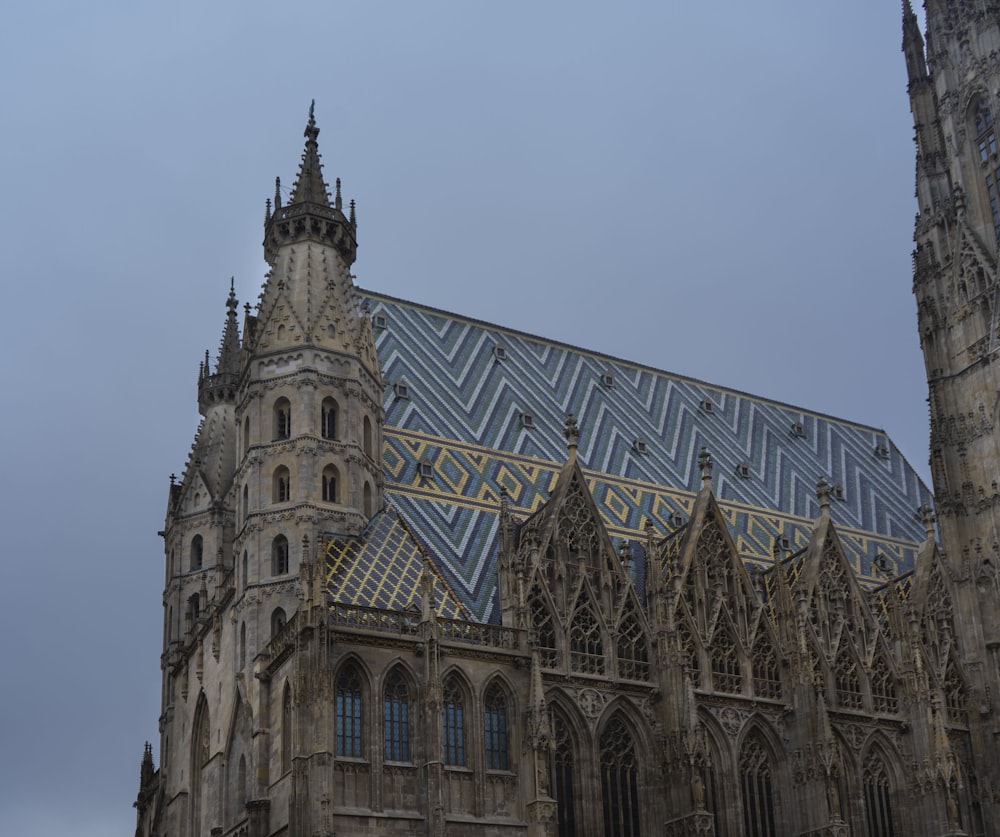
[0,2,926,834]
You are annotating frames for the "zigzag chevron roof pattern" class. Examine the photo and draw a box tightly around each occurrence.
[363,291,933,621]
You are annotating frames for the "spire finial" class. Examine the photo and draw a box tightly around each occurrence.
[335,177,343,210]
[698,446,713,488]
[274,176,282,211]
[816,477,831,513]
[564,412,580,454]
[349,198,356,226]
[920,502,936,541]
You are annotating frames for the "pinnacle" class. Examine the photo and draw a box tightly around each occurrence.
[215,279,241,377]
[288,100,332,207]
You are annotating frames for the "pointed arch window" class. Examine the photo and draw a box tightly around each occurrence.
[281,683,292,774]
[190,534,203,571]
[570,603,604,675]
[484,683,509,770]
[383,670,410,762]
[529,586,558,668]
[271,535,289,576]
[740,736,776,837]
[551,709,577,837]
[863,751,896,837]
[835,651,863,709]
[710,628,741,693]
[335,663,363,758]
[273,397,291,440]
[241,550,248,590]
[441,675,465,766]
[242,484,249,526]
[243,415,250,455]
[271,607,286,639]
[871,654,898,714]
[321,397,338,440]
[363,481,373,518]
[363,415,373,458]
[944,660,968,724]
[616,606,650,681]
[239,621,246,669]
[752,635,782,699]
[599,716,641,837]
[322,464,339,503]
[272,466,291,504]
[975,97,996,161]
[236,754,248,810]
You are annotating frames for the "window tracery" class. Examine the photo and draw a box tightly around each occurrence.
[871,654,898,713]
[335,663,363,758]
[442,676,465,766]
[529,586,558,668]
[752,634,782,699]
[616,603,649,681]
[559,475,600,568]
[551,709,576,837]
[383,670,410,762]
[944,661,968,725]
[740,736,776,837]
[863,751,896,837]
[569,601,604,675]
[710,627,741,693]
[600,716,641,837]
[484,683,509,770]
[835,651,863,710]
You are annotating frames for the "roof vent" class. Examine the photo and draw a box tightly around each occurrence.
[394,381,410,400]
[778,535,791,551]
[832,484,845,501]
[700,398,714,414]
[633,438,648,455]
[791,422,805,438]
[493,345,507,361]
[736,462,751,479]
[372,313,388,330]
[601,372,615,388]
[670,511,685,527]
[520,411,535,429]
[874,443,890,460]
[418,459,434,479]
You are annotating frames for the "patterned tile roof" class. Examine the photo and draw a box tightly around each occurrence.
[325,505,470,619]
[361,291,933,622]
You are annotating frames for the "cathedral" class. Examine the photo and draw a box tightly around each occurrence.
[134,4,1000,835]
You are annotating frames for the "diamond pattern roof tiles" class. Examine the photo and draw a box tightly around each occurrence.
[364,291,932,622]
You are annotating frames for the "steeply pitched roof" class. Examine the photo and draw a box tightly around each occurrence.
[360,291,932,621]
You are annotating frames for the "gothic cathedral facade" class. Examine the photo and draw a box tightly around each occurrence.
[134,5,1000,835]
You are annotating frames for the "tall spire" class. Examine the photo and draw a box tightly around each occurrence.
[263,102,357,268]
[902,0,928,86]
[288,100,331,207]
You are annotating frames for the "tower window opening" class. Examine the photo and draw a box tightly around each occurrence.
[321,398,338,440]
[274,397,291,440]
[190,534,204,571]
[322,464,339,503]
[272,535,289,576]
[976,98,997,161]
[273,466,291,503]
[363,415,373,458]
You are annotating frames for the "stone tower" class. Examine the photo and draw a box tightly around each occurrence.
[149,104,384,837]
[906,1,1000,831]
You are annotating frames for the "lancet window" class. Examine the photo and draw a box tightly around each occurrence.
[529,588,558,668]
[274,397,291,440]
[442,676,465,766]
[871,655,898,714]
[835,652,863,710]
[944,661,968,725]
[551,709,577,837]
[600,716,641,837]
[335,664,363,758]
[740,736,776,837]
[281,684,292,774]
[190,534,203,571]
[322,464,338,503]
[863,751,896,837]
[383,670,410,762]
[273,465,291,503]
[752,635,782,699]
[271,535,289,576]
[569,603,604,675]
[321,397,338,440]
[483,683,509,770]
[710,628,741,693]
[616,605,649,681]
